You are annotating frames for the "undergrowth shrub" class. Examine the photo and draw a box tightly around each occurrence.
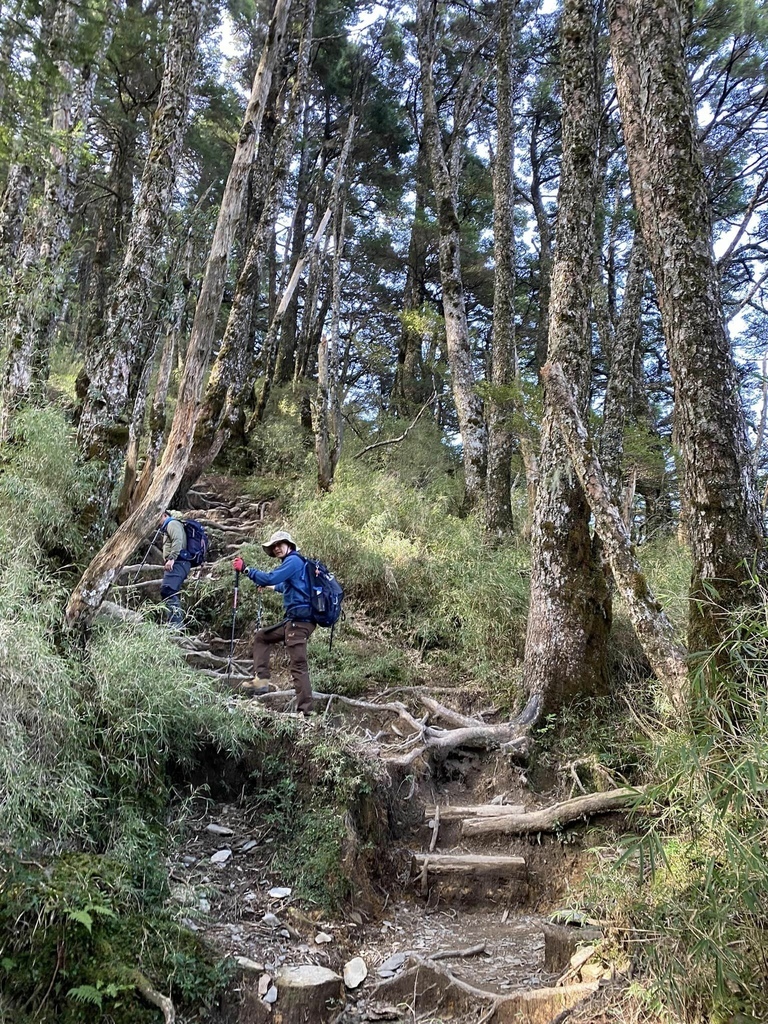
[252,461,529,684]
[583,582,768,1024]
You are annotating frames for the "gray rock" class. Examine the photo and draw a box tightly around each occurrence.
[377,952,407,975]
[206,823,234,836]
[235,956,265,972]
[268,886,292,898]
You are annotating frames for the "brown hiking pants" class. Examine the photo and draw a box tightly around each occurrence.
[252,620,316,713]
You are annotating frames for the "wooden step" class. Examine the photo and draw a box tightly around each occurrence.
[425,803,526,822]
[412,853,527,878]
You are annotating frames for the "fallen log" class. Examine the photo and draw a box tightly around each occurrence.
[461,787,647,837]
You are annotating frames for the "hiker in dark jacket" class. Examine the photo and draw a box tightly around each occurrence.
[232,531,316,714]
[160,510,190,627]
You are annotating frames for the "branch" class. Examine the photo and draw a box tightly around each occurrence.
[354,392,436,459]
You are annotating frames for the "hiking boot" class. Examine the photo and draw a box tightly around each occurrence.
[239,678,277,697]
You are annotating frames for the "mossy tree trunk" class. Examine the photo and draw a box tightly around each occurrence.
[608,0,766,654]
[485,0,517,539]
[542,361,689,719]
[416,0,487,510]
[521,0,610,721]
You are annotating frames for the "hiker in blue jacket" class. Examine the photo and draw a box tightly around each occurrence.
[159,510,190,627]
[232,531,316,714]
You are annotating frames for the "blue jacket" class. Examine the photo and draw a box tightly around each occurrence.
[247,550,312,622]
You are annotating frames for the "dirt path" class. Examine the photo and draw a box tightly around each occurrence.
[112,479,616,1024]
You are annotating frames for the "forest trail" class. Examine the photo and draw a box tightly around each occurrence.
[111,479,621,1024]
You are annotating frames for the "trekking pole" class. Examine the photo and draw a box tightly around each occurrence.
[131,528,161,584]
[226,570,240,686]
[256,590,263,630]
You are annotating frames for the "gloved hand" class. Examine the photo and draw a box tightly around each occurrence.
[232,557,246,573]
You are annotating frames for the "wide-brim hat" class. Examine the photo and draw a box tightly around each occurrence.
[262,530,297,555]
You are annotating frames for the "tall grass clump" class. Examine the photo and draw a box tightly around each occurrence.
[0,408,261,853]
[584,581,768,1024]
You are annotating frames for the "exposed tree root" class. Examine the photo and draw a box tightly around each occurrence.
[250,689,534,765]
[133,971,175,1023]
[372,959,599,1023]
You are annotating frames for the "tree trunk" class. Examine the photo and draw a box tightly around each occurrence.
[128,268,191,512]
[416,0,487,509]
[0,0,116,437]
[530,108,554,375]
[600,233,645,509]
[313,194,347,492]
[392,143,430,417]
[608,0,766,654]
[521,0,610,721]
[543,361,689,718]
[485,0,517,538]
[0,162,34,268]
[176,0,317,496]
[65,0,294,627]
[76,0,206,513]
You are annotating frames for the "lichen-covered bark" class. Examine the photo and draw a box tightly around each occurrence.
[0,163,33,268]
[608,0,765,652]
[521,0,610,719]
[177,0,317,497]
[600,233,645,509]
[77,0,206,508]
[485,0,517,538]
[416,0,487,509]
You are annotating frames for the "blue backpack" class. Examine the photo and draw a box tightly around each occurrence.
[179,518,210,567]
[302,556,344,628]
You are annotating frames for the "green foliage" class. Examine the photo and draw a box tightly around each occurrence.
[245,722,384,909]
[0,853,233,1024]
[311,635,414,698]
[0,406,96,560]
[583,585,768,1023]
[249,452,529,687]
[0,409,258,854]
[638,534,691,636]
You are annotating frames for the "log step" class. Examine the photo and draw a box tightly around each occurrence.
[412,852,527,877]
[425,803,526,822]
